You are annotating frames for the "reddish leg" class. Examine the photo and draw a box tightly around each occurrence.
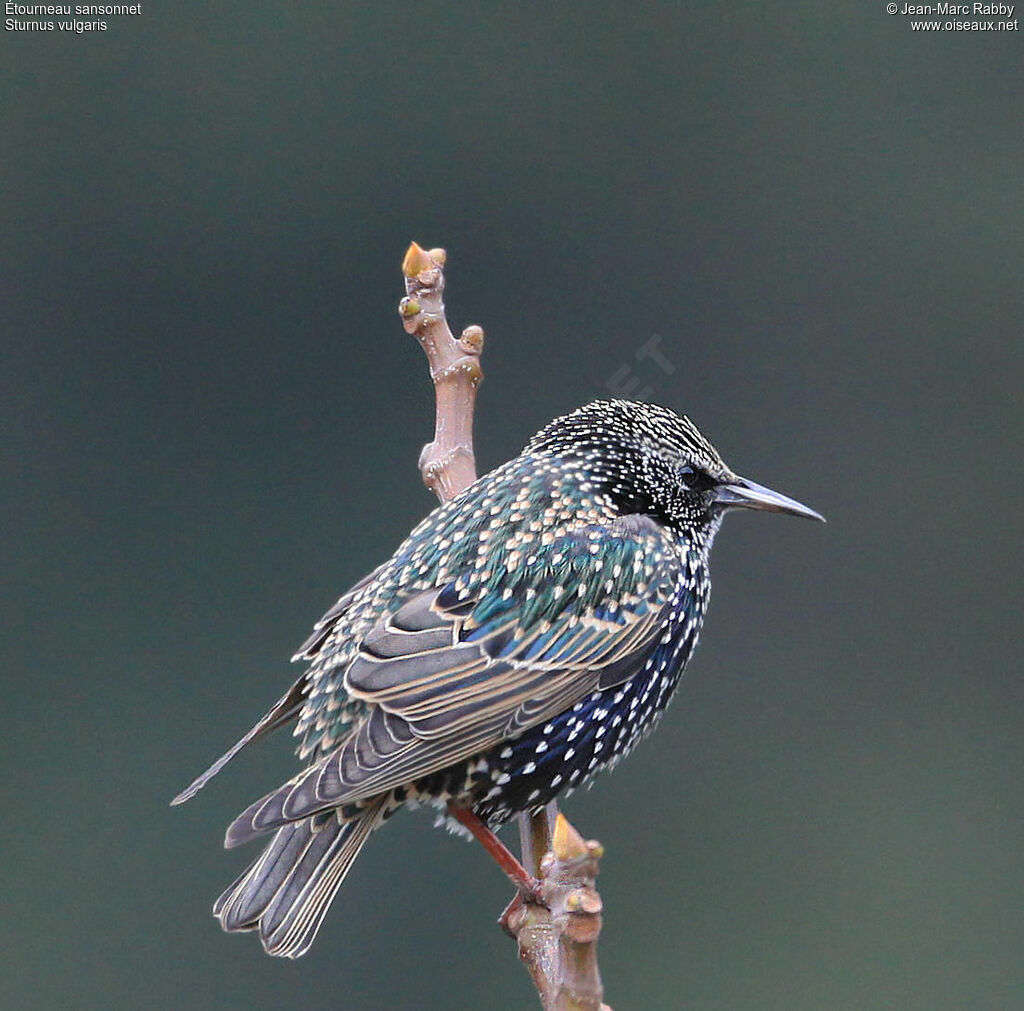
[448,803,541,900]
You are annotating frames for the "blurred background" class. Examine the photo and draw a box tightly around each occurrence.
[3,4,1022,1009]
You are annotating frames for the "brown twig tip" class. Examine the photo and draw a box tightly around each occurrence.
[552,813,588,862]
[402,241,446,278]
[399,239,436,278]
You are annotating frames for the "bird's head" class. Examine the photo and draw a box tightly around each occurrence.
[527,400,824,531]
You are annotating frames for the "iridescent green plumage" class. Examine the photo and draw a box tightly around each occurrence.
[291,451,675,764]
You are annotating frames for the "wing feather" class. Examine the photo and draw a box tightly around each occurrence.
[225,514,681,842]
[171,677,308,806]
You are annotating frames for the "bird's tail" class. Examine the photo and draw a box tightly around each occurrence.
[213,797,387,958]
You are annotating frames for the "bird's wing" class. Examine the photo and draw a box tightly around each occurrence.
[225,514,683,845]
[171,679,308,806]
[172,563,385,806]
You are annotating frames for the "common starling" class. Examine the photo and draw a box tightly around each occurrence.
[174,399,822,957]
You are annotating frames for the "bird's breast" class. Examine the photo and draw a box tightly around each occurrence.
[443,572,710,826]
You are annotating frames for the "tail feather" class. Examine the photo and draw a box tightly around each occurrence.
[214,797,387,958]
[214,818,316,930]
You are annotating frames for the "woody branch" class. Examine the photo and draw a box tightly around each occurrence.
[399,242,610,1011]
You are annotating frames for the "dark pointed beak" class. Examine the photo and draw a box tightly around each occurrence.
[713,476,825,522]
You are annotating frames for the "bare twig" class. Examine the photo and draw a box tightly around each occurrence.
[508,815,608,1011]
[400,242,483,504]
[399,242,609,1010]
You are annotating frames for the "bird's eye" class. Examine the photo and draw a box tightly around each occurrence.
[678,464,715,491]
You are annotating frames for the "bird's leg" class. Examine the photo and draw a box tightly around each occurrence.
[448,803,542,903]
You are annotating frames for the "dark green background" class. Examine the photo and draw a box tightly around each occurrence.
[3,4,1022,1009]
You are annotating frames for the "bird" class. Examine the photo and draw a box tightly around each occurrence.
[173,399,823,958]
